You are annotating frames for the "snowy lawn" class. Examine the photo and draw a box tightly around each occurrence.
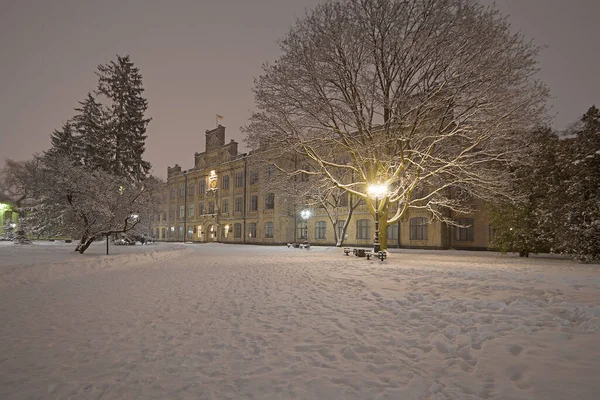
[0,242,599,399]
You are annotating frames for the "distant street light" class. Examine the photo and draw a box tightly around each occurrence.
[368,183,388,253]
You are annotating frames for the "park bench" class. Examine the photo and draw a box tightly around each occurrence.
[366,250,387,261]
[344,247,386,261]
[287,242,310,249]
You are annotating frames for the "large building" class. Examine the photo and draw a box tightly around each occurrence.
[152,126,493,250]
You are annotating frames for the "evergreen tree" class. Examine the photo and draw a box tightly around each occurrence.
[72,93,110,170]
[558,106,600,261]
[95,55,151,182]
[487,128,556,256]
[49,120,77,157]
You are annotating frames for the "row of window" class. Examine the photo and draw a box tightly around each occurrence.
[155,217,476,242]
[169,170,264,200]
[158,221,275,240]
[160,193,276,220]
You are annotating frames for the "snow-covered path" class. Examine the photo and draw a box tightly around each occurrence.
[0,242,599,399]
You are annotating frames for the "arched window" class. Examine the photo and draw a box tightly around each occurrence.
[248,222,257,238]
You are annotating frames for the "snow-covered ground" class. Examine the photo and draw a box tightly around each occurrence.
[0,241,599,399]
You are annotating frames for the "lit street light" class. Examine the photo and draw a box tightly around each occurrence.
[368,183,388,253]
[300,209,311,242]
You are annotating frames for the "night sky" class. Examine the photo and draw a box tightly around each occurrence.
[1,0,598,178]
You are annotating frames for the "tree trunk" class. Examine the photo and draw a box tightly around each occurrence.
[75,233,96,254]
[378,216,388,251]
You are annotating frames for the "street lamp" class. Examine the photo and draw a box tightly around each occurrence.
[300,209,311,242]
[368,183,388,253]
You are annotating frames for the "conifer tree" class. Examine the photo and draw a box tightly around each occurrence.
[72,93,110,170]
[49,120,77,157]
[95,55,151,182]
[558,106,600,261]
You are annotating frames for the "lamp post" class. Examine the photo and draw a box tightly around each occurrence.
[368,183,388,253]
[183,170,188,243]
[300,209,311,243]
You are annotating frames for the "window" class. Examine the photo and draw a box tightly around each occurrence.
[222,199,229,213]
[169,226,174,238]
[198,203,204,215]
[248,222,257,238]
[187,226,193,239]
[250,170,258,184]
[234,223,242,238]
[337,220,346,240]
[222,175,230,190]
[267,164,275,178]
[339,192,348,207]
[199,180,205,194]
[169,206,174,219]
[249,195,258,211]
[209,201,215,214]
[170,187,176,199]
[265,221,274,238]
[265,193,275,209]
[188,203,195,217]
[235,197,243,212]
[356,219,370,240]
[179,184,185,197]
[315,221,326,240]
[456,218,474,241]
[222,225,228,238]
[179,205,185,218]
[410,218,428,240]
[235,171,244,187]
[489,225,496,242]
[161,227,166,239]
[162,193,167,203]
[298,221,307,240]
[178,226,183,239]
[387,223,399,240]
[189,183,195,196]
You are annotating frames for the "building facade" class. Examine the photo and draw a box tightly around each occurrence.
[152,126,493,250]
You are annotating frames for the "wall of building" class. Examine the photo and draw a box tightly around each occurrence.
[152,126,493,250]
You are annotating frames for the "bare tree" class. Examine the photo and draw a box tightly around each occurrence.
[26,154,161,253]
[244,0,548,249]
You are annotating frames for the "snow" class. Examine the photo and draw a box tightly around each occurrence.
[0,242,599,399]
